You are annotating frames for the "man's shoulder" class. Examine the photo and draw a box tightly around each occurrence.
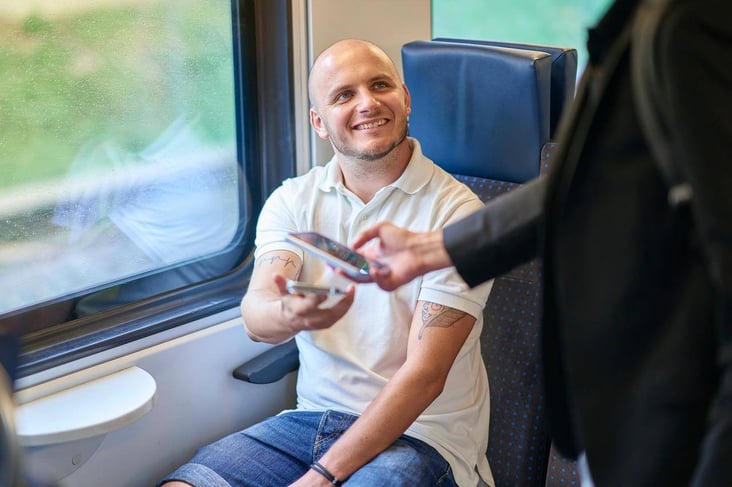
[277,163,331,193]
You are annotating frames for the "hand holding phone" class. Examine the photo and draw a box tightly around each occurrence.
[286,232,378,283]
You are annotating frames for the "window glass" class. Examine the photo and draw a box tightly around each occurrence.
[432,0,614,73]
[0,0,244,320]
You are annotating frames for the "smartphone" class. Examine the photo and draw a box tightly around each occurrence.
[286,231,374,283]
[285,280,345,296]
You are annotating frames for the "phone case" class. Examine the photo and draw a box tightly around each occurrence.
[286,232,373,282]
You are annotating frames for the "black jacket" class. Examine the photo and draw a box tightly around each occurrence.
[444,0,732,485]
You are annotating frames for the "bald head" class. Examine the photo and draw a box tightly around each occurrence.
[308,39,402,110]
[306,38,411,167]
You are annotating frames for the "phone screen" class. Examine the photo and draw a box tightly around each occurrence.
[294,232,369,271]
[287,232,372,281]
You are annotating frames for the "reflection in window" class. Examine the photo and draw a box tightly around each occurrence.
[0,0,244,318]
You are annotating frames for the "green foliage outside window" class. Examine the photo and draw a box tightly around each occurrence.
[0,1,234,189]
[433,0,614,73]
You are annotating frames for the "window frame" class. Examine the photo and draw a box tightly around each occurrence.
[2,0,297,378]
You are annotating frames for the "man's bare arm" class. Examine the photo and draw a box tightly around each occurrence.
[241,249,355,343]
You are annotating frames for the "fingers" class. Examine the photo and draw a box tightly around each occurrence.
[335,265,399,291]
[276,273,328,308]
[371,272,401,292]
[276,273,356,331]
[327,284,356,315]
[357,245,384,265]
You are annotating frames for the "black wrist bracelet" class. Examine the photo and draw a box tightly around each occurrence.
[310,460,344,486]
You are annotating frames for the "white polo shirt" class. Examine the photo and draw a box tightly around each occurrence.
[254,138,494,487]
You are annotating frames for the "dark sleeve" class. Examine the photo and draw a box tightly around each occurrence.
[443,176,547,288]
[659,1,732,483]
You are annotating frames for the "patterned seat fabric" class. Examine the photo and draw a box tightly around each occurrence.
[456,150,580,487]
[453,174,549,486]
[545,445,581,487]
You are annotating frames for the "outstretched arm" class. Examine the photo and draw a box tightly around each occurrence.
[241,249,355,344]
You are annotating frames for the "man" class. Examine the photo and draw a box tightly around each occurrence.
[159,39,493,487]
[352,0,732,486]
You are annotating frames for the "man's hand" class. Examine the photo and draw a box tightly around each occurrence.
[350,222,452,291]
[274,274,355,332]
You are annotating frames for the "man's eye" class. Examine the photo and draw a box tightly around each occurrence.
[374,81,387,89]
[336,92,352,102]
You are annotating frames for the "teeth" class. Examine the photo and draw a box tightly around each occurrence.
[356,119,387,130]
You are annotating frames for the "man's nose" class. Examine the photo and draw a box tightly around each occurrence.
[355,90,380,111]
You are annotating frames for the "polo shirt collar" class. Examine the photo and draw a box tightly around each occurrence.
[317,137,433,195]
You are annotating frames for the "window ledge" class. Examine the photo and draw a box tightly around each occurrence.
[15,366,156,447]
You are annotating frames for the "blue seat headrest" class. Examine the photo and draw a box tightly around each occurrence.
[433,38,578,138]
[402,40,552,183]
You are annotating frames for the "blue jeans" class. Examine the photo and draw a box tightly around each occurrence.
[159,410,457,487]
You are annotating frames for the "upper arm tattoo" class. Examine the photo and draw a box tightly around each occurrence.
[418,303,467,339]
[256,252,298,270]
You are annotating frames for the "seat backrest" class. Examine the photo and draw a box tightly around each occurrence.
[402,40,552,184]
[402,38,576,486]
[433,38,578,139]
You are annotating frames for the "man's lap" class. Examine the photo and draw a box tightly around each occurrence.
[158,410,456,487]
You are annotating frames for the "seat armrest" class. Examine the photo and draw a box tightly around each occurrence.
[232,340,299,384]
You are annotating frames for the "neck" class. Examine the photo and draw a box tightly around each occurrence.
[337,138,412,203]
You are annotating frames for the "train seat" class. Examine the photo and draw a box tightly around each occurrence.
[431,38,577,139]
[401,38,576,487]
[422,38,582,487]
[402,39,552,184]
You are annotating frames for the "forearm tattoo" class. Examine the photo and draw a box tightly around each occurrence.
[419,303,467,339]
[256,253,298,269]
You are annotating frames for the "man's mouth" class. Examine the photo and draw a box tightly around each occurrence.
[354,119,388,130]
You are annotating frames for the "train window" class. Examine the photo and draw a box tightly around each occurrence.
[1,1,294,375]
[432,0,614,73]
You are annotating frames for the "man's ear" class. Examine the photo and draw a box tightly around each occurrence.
[310,108,329,140]
[402,83,411,115]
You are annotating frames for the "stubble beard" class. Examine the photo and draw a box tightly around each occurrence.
[331,122,409,162]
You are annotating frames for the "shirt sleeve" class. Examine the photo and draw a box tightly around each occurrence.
[253,182,304,260]
[419,194,493,318]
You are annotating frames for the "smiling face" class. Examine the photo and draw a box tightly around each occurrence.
[308,40,411,162]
